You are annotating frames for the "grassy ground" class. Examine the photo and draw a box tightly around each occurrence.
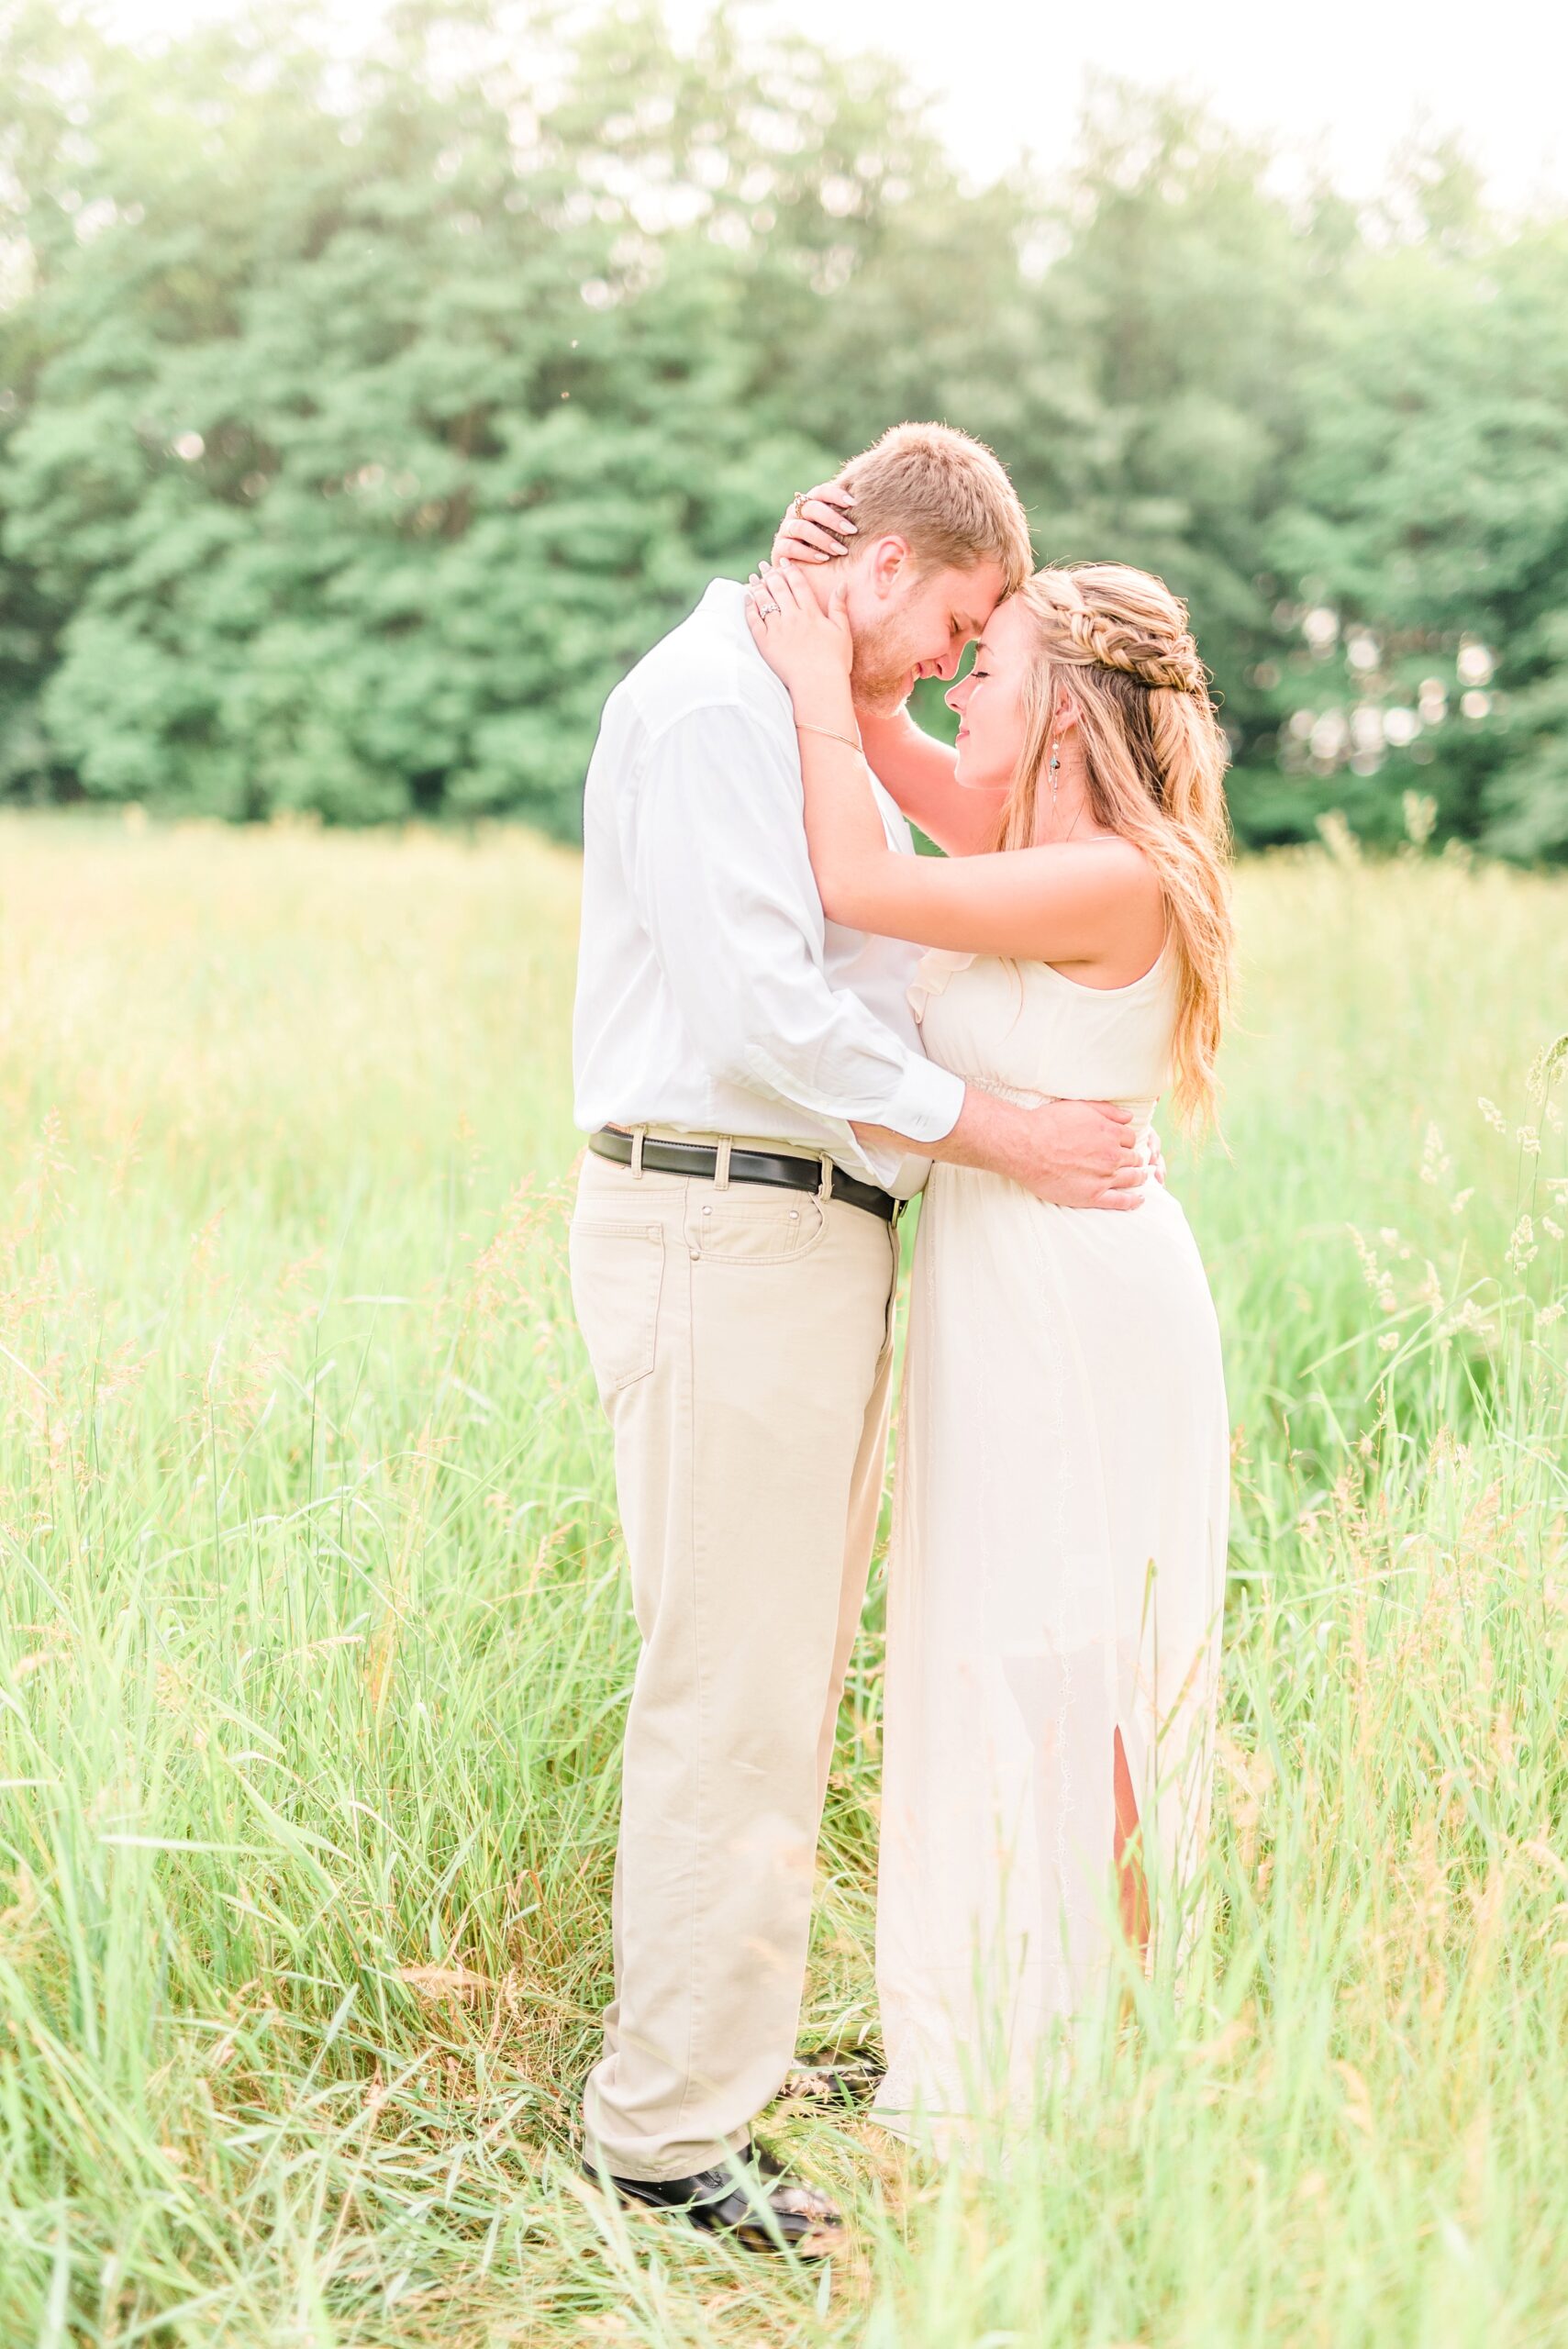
[0,810,1564,2347]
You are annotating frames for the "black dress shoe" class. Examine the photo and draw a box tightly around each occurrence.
[583,2140,846,2257]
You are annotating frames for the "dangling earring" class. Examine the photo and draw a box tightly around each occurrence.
[1049,738,1061,815]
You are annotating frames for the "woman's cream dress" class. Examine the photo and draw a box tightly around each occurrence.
[872,945,1229,2137]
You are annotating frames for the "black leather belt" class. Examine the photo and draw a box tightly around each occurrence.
[589,1128,902,1223]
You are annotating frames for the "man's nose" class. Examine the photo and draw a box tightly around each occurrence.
[933,642,967,682]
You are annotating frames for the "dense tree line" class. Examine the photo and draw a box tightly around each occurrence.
[3,0,1567,852]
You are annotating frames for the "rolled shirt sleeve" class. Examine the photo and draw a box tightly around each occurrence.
[621,700,965,1160]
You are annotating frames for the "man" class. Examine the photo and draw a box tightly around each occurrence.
[570,423,1146,2253]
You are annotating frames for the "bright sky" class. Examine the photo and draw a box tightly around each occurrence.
[105,0,1568,211]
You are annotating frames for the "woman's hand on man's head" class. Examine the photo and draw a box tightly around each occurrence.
[771,481,857,568]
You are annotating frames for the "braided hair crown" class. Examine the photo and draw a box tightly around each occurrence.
[1040,567,1210,700]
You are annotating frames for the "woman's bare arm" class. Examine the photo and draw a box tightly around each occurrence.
[856,705,1008,857]
[806,739,1162,972]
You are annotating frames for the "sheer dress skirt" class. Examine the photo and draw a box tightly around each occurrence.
[871,1158,1229,2136]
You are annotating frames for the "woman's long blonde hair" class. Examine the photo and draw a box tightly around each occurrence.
[995,562,1235,1133]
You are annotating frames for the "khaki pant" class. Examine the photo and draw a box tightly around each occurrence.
[570,1144,900,2180]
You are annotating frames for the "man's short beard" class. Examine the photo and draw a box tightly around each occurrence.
[849,614,914,715]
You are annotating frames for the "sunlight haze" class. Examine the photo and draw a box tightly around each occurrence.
[104,0,1568,207]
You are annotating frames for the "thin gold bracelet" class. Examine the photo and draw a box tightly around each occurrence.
[796,720,863,753]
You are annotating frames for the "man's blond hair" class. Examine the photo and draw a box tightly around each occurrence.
[838,422,1032,595]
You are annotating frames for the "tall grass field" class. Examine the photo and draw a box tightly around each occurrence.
[1,812,1564,2347]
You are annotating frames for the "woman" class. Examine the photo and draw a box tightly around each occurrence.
[747,505,1234,2139]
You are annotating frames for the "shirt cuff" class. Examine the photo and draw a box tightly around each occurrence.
[875,1053,965,1145]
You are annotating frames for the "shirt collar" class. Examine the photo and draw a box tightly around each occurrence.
[699,575,793,705]
[698,576,750,631]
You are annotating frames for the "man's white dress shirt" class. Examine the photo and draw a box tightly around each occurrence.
[573,578,965,1195]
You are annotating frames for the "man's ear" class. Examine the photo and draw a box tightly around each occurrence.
[863,534,912,598]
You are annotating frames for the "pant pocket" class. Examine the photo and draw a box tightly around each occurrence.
[685,1189,828,1264]
[569,1220,665,1400]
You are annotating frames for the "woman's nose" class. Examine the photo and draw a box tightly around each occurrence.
[946,678,968,713]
